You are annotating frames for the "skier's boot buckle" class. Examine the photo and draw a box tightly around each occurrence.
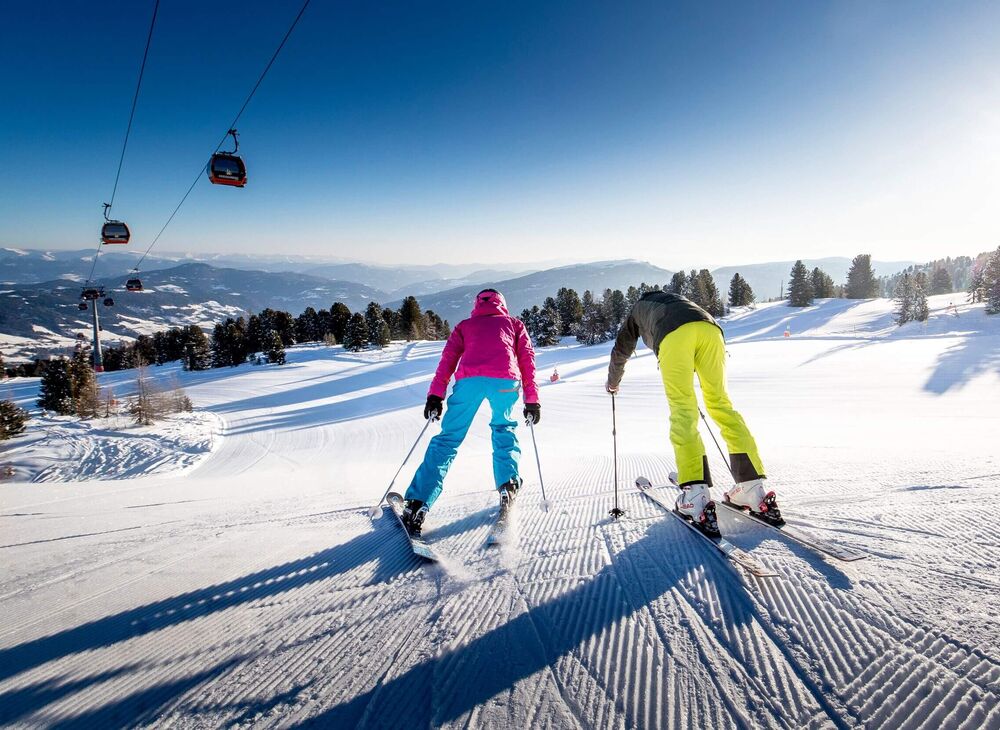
[700,501,721,538]
[755,492,785,527]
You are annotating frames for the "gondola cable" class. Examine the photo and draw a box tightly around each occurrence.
[132,0,311,273]
[85,0,160,286]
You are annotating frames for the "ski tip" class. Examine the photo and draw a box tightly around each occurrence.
[667,471,678,486]
[635,476,652,488]
[367,504,383,520]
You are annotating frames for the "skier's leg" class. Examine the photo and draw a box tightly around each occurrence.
[485,378,522,490]
[690,321,765,482]
[404,379,483,509]
[658,325,710,486]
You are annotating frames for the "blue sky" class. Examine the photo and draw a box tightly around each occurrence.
[1,1,998,268]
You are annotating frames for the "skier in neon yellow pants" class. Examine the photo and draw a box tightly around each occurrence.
[658,320,764,486]
[606,291,782,532]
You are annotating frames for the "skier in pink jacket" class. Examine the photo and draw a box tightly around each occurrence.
[402,289,540,536]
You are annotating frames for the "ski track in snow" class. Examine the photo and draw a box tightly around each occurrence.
[0,297,999,728]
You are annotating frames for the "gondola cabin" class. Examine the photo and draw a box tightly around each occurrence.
[103,297,114,307]
[101,220,131,244]
[78,302,88,311]
[125,278,144,292]
[80,287,103,301]
[208,153,247,187]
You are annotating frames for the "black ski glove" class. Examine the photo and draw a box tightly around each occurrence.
[523,402,541,425]
[424,395,443,421]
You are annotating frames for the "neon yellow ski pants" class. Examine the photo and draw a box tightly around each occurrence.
[659,321,765,486]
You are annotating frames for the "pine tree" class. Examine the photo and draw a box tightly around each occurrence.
[536,301,562,346]
[967,263,986,303]
[265,331,286,364]
[603,289,628,335]
[0,399,28,440]
[845,254,878,299]
[211,322,230,368]
[423,311,447,341]
[728,273,754,307]
[912,273,929,322]
[342,313,369,351]
[69,345,99,418]
[183,325,211,371]
[893,272,914,326]
[576,290,609,345]
[37,359,74,414]
[695,270,723,316]
[930,267,953,295]
[668,271,687,295]
[787,260,814,307]
[555,287,582,336]
[330,303,352,341]
[398,297,423,340]
[365,302,390,348]
[986,246,1000,315]
[520,306,542,344]
[295,307,321,343]
[811,267,835,298]
[381,306,402,339]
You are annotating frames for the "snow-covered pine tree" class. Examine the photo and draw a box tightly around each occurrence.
[986,246,1000,315]
[535,302,562,346]
[845,254,878,299]
[912,273,929,322]
[0,399,28,440]
[930,267,953,295]
[893,272,914,325]
[342,313,369,351]
[787,260,814,307]
[576,290,609,345]
[265,331,286,364]
[365,302,389,348]
[967,263,986,303]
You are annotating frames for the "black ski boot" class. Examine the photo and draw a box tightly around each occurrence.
[498,478,520,512]
[402,499,428,537]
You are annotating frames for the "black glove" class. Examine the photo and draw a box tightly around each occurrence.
[424,395,443,421]
[523,402,541,425]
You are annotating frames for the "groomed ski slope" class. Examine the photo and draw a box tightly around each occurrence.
[1,294,999,729]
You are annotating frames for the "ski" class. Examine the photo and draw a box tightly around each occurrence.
[485,500,514,546]
[718,501,867,562]
[385,492,439,562]
[635,477,777,579]
[665,474,867,563]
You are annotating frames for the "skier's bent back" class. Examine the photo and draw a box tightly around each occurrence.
[402,289,540,536]
[605,291,782,535]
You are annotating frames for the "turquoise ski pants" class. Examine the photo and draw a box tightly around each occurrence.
[404,376,522,509]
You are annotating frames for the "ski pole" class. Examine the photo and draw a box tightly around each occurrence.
[527,418,552,512]
[610,392,625,519]
[699,408,737,483]
[368,417,433,519]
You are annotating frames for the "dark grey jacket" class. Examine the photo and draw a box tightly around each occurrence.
[607,292,721,387]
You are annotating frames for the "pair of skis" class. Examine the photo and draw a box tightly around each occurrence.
[385,492,513,563]
[636,476,866,580]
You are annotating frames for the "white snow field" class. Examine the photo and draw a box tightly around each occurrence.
[1,294,999,729]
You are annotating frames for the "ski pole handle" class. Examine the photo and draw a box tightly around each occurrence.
[369,417,433,517]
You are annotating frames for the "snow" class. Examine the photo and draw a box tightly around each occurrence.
[0,298,998,727]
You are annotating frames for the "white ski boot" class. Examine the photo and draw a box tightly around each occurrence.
[725,479,784,526]
[675,483,720,537]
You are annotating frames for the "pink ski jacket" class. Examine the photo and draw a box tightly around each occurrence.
[428,290,539,403]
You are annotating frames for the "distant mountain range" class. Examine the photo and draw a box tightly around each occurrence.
[402,260,676,324]
[0,247,920,362]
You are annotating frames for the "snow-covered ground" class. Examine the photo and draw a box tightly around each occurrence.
[1,294,998,728]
